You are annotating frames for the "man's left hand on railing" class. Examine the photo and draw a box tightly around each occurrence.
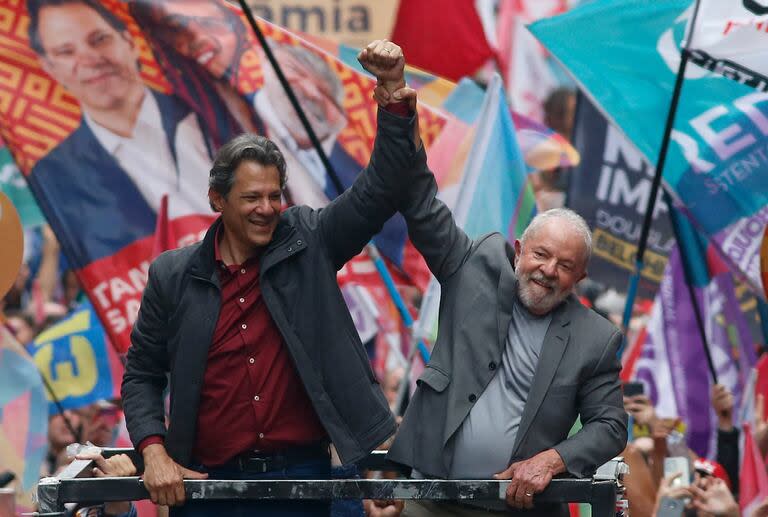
[494,449,566,509]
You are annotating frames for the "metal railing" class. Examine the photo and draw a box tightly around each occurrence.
[36,450,627,516]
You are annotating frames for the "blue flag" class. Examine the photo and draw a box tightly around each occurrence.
[27,302,122,414]
[530,0,768,296]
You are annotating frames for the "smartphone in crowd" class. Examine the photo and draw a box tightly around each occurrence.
[664,456,691,488]
[623,381,645,397]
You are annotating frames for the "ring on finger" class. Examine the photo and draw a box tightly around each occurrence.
[525,492,533,497]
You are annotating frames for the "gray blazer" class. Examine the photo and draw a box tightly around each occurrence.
[387,154,627,513]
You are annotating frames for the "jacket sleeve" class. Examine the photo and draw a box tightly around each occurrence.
[553,330,628,477]
[716,427,740,496]
[318,108,423,270]
[395,148,472,282]
[121,259,171,448]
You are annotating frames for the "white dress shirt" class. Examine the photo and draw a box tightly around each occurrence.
[85,89,212,219]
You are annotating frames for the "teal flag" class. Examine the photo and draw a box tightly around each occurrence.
[531,0,768,297]
[0,146,44,228]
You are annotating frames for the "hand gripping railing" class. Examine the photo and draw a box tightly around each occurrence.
[36,450,627,516]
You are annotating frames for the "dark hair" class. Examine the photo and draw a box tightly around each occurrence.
[27,0,128,56]
[208,133,287,210]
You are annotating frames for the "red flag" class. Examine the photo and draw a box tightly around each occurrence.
[151,194,175,259]
[390,0,493,82]
[740,422,768,515]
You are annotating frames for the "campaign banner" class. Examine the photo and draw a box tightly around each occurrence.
[0,0,448,352]
[567,96,674,298]
[688,0,768,92]
[26,302,123,414]
[0,325,48,492]
[530,0,768,299]
[632,246,757,458]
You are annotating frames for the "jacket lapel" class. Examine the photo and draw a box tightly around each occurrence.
[497,257,517,351]
[510,298,573,458]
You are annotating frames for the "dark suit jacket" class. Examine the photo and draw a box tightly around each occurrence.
[122,108,421,467]
[387,152,628,516]
[28,90,210,269]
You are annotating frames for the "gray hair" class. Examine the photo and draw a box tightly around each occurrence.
[208,133,287,210]
[520,208,593,264]
[269,38,345,108]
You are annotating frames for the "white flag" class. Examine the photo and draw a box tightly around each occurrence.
[687,0,768,90]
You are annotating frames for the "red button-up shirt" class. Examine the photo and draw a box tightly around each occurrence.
[190,228,326,466]
[138,226,327,465]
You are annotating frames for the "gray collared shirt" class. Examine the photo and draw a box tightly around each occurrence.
[448,299,552,479]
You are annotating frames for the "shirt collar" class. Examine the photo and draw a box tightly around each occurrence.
[84,87,160,153]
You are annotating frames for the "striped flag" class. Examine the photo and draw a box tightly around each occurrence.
[0,324,47,492]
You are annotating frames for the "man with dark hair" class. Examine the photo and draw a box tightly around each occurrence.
[122,40,420,516]
[26,0,215,269]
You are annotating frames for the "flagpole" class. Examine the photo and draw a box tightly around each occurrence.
[236,0,345,196]
[621,0,703,332]
[663,193,718,383]
[39,372,82,442]
[237,1,431,374]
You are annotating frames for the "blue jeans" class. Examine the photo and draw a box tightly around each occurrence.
[169,457,331,517]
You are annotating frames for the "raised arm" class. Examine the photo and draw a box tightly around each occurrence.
[318,41,424,269]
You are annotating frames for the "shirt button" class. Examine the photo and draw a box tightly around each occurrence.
[239,297,245,303]
[240,268,246,274]
[249,358,255,364]
[254,395,260,401]
[287,247,293,252]
[259,433,264,439]
[489,361,497,371]
[468,393,477,403]
[241,323,247,330]
[296,240,302,246]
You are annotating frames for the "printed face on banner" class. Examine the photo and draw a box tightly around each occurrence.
[0,0,446,353]
[135,0,241,80]
[34,3,143,115]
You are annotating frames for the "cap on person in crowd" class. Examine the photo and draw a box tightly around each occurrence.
[694,457,732,490]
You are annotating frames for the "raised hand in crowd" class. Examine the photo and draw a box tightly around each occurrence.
[753,496,768,517]
[652,471,692,512]
[711,384,735,431]
[141,443,207,507]
[74,450,138,516]
[756,393,768,458]
[74,451,137,478]
[624,394,656,427]
[688,476,740,517]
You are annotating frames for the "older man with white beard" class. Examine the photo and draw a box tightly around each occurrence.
[378,161,627,515]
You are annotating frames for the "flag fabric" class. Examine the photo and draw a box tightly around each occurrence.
[688,0,768,92]
[530,0,768,299]
[740,422,768,515]
[631,206,757,458]
[151,194,176,259]
[26,302,123,414]
[441,78,580,171]
[415,75,535,343]
[0,0,449,353]
[567,95,674,298]
[389,0,493,82]
[0,324,47,492]
[496,0,568,122]
[0,144,44,229]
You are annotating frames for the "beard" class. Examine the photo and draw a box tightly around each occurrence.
[514,263,571,315]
